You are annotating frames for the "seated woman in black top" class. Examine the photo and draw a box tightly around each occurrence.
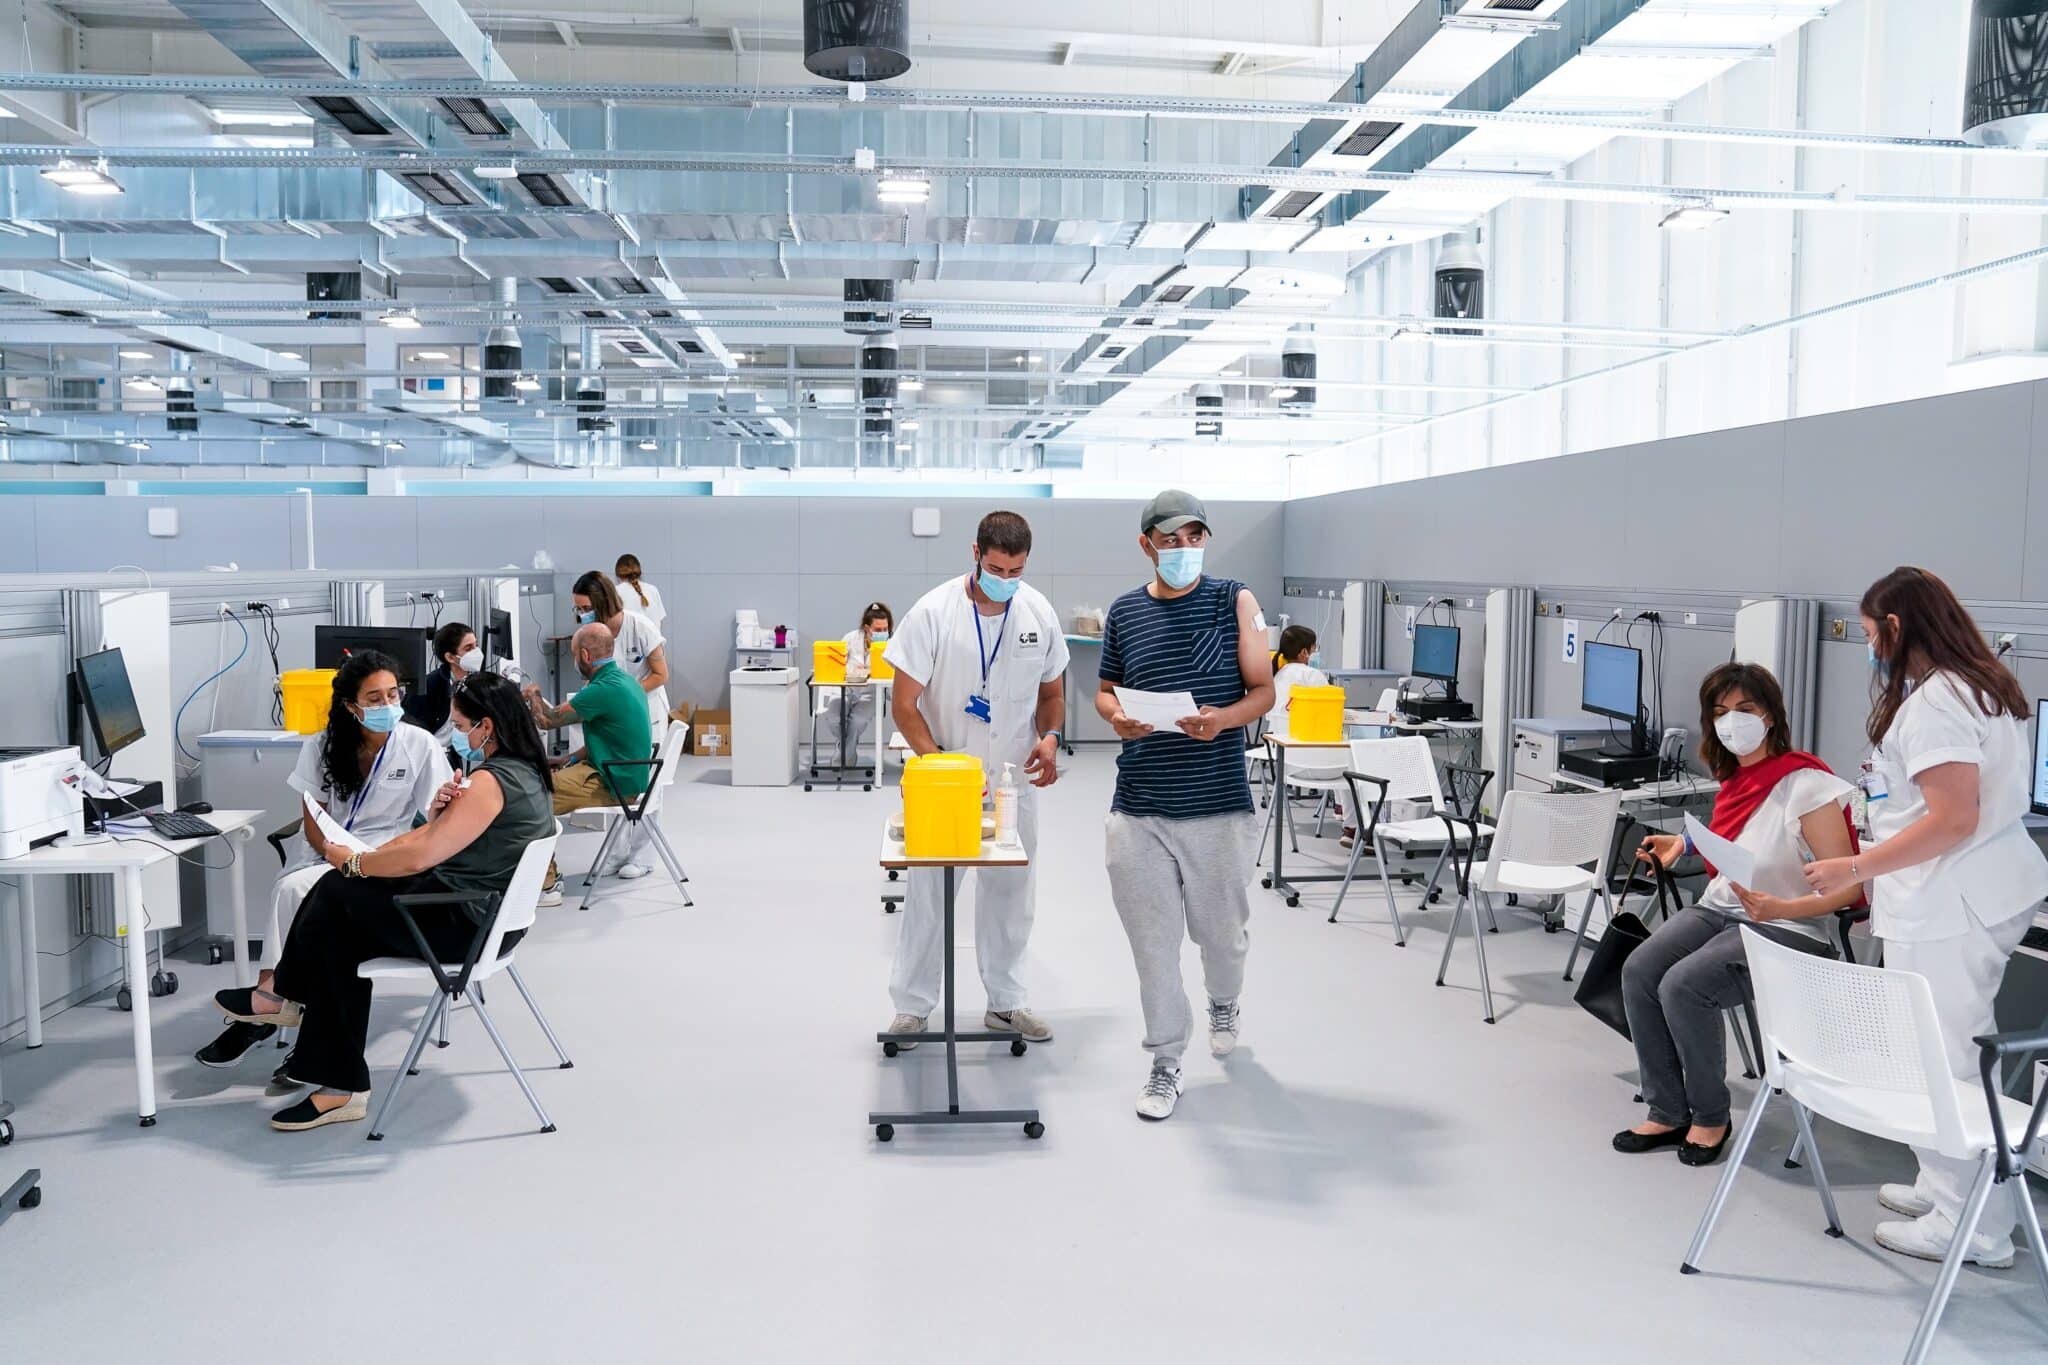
[214,673,555,1132]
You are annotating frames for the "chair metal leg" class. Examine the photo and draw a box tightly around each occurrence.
[1283,789,1300,853]
[1481,893,1499,934]
[1313,791,1330,839]
[436,994,451,1049]
[1902,1153,1999,1365]
[579,818,626,911]
[1786,1099,1843,1237]
[468,992,557,1134]
[1785,1131,1806,1169]
[649,827,694,907]
[1470,890,1497,1024]
[1417,843,1452,905]
[1563,887,1599,982]
[368,993,445,1141]
[2010,1175,2048,1307]
[505,963,573,1069]
[1326,828,1372,925]
[1435,893,1467,988]
[1681,1086,1773,1273]
[1729,1010,1758,1081]
[1373,834,1407,946]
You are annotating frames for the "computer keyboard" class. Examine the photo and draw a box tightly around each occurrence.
[143,809,221,841]
[2023,924,2048,955]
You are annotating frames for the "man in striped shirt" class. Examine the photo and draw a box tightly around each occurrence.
[1095,490,1275,1121]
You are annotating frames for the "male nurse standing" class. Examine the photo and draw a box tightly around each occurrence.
[883,511,1069,1047]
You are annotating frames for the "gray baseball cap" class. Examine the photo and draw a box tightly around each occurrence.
[1140,489,1210,536]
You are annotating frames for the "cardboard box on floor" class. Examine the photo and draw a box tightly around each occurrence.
[689,707,731,757]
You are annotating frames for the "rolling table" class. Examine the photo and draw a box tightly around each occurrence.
[805,675,891,792]
[872,828,1042,1142]
[2,809,263,1126]
[1259,734,1355,908]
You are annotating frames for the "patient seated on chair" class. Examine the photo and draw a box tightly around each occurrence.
[195,651,449,1075]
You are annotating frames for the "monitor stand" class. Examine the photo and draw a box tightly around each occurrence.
[1562,721,1659,787]
[1399,680,1475,724]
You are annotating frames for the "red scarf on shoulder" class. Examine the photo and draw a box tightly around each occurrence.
[1705,750,1860,887]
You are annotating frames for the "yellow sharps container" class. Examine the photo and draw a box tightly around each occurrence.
[280,669,338,734]
[1288,684,1346,743]
[813,639,849,684]
[901,753,985,859]
[868,639,894,681]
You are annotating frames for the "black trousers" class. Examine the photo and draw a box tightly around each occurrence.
[271,870,526,1093]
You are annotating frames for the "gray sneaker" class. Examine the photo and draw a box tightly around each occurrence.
[1136,1064,1183,1121]
[985,1007,1052,1042]
[1207,998,1240,1058]
[885,1013,926,1051]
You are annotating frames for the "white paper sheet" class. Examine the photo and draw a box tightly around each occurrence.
[1113,686,1200,730]
[1683,813,1756,889]
[305,793,374,855]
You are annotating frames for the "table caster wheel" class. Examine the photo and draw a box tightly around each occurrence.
[117,987,132,1012]
[882,1041,899,1058]
[875,1124,894,1142]
[19,1184,40,1210]
[863,783,872,792]
[1506,894,1520,907]
[0,1118,13,1145]
[207,944,224,966]
[803,783,813,792]
[1427,889,1442,904]
[1286,896,1300,909]
[1024,1121,1044,1140]
[1260,877,1273,889]
[1543,922,1559,934]
[1010,1039,1027,1057]
[887,869,899,881]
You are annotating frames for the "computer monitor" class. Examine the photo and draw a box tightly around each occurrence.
[313,625,434,689]
[2032,700,2048,817]
[1582,640,1644,730]
[1412,624,1460,683]
[487,607,513,661]
[75,647,146,759]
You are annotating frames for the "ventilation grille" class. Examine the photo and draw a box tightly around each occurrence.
[399,171,472,208]
[1334,121,1403,157]
[1265,190,1322,220]
[1483,0,1546,9]
[538,277,583,295]
[438,96,508,137]
[516,173,572,208]
[310,96,388,137]
[1156,284,1193,304]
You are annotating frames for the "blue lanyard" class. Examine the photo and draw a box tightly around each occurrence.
[343,739,391,831]
[973,598,1012,690]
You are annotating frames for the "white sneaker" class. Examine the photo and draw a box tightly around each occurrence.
[885,1013,926,1051]
[1875,1213,2015,1269]
[1136,1064,1183,1121]
[1207,998,1240,1058]
[615,863,650,880]
[537,883,564,908]
[1878,1182,1936,1219]
[985,1008,1051,1042]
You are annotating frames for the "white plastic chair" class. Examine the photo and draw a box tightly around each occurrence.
[1437,787,1621,1023]
[1684,929,2048,1365]
[358,827,569,1139]
[567,723,693,910]
[1327,737,1495,944]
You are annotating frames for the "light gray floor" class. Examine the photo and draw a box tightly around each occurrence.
[2,749,2045,1362]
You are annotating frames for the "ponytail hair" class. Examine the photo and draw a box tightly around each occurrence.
[615,553,650,607]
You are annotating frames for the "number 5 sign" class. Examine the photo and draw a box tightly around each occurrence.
[1561,619,1581,665]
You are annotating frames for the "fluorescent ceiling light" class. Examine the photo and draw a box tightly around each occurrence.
[380,308,422,329]
[513,375,542,391]
[878,192,927,206]
[125,375,161,391]
[1271,386,1298,400]
[209,109,312,127]
[125,439,150,451]
[898,378,922,392]
[118,349,152,360]
[900,420,920,430]
[1659,203,1730,230]
[637,438,658,451]
[472,165,519,180]
[415,350,450,360]
[41,160,121,195]
[878,177,929,195]
[277,351,302,360]
[383,438,406,450]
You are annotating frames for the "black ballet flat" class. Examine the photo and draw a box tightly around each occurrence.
[1613,1124,1688,1154]
[1678,1130,1732,1166]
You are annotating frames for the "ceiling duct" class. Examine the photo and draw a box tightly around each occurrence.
[1193,384,1223,439]
[844,278,897,335]
[575,381,609,434]
[1965,2,2048,147]
[167,386,198,434]
[307,271,361,322]
[1279,330,1316,412]
[1434,230,1485,339]
[804,0,912,83]
[861,331,898,408]
[482,277,520,400]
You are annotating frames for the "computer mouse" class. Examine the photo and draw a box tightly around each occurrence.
[180,800,213,815]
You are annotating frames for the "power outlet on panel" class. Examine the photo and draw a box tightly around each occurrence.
[278,597,289,609]
[1830,619,1848,641]
[1610,608,1624,620]
[1997,633,2018,653]
[1683,612,1699,626]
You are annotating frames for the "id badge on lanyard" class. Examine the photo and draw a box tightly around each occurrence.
[967,600,1011,725]
[344,741,391,832]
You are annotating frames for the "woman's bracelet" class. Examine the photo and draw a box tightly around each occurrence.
[1851,858,1860,881]
[344,851,364,879]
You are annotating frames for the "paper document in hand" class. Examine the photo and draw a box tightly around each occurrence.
[1113,687,1200,730]
[304,793,374,855]
[1682,813,1756,889]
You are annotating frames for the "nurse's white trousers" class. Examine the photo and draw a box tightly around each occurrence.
[889,790,1037,1017]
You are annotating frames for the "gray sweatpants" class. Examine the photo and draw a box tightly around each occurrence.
[1105,810,1260,1067]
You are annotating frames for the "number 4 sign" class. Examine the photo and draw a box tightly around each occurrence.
[1561,619,1581,665]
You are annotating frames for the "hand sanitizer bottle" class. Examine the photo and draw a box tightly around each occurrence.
[995,763,1019,846]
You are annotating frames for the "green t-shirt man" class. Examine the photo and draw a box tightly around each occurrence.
[570,660,654,798]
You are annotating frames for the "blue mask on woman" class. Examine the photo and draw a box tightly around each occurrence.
[576,609,597,625]
[358,702,403,733]
[1308,651,1323,669]
[452,726,487,763]
[1868,641,1889,683]
[977,567,1021,604]
[1155,546,1204,590]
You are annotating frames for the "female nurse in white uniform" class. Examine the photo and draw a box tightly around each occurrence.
[573,568,670,741]
[1805,566,2048,1269]
[194,649,450,1074]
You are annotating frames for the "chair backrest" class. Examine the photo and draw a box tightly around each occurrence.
[644,723,691,814]
[1742,927,1969,1155]
[1346,736,1444,807]
[481,824,562,957]
[1480,787,1621,888]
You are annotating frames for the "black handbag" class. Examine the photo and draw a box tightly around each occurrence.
[1571,860,1678,1040]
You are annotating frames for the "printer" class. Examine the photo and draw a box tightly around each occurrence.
[0,745,85,858]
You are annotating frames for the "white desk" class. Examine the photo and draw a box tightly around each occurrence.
[808,675,892,791]
[1552,770,1721,807]
[3,809,263,1126]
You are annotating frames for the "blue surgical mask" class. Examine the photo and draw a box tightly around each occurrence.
[1868,642,1889,683]
[977,567,1021,604]
[452,725,487,763]
[1308,651,1323,669]
[576,609,597,625]
[1155,546,1204,590]
[870,629,889,643]
[358,702,403,733]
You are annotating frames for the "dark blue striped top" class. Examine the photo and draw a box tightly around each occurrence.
[1098,576,1253,819]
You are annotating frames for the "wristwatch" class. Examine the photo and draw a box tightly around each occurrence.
[1043,729,1064,746]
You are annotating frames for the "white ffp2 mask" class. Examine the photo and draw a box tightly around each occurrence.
[458,648,485,674]
[1714,711,1768,757]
